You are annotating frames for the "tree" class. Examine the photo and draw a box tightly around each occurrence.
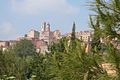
[13,39,36,57]
[4,39,37,79]
[90,0,120,79]
[71,22,76,41]
[0,40,37,79]
[0,49,6,78]
[0,48,27,79]
[29,54,51,80]
[90,16,102,52]
[70,22,77,50]
[49,37,66,53]
[0,39,38,79]
[90,0,120,40]
[47,34,107,80]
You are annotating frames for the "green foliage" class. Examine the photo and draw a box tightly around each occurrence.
[13,39,36,57]
[71,22,76,41]
[0,49,6,77]
[50,37,66,53]
[70,22,77,50]
[29,54,51,80]
[0,48,26,79]
[47,36,108,80]
[90,0,120,79]
[0,39,36,79]
[0,0,120,79]
[90,16,102,52]
[90,0,120,40]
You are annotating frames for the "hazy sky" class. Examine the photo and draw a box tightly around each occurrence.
[0,0,93,40]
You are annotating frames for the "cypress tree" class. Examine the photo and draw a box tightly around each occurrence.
[71,22,76,41]
[70,22,76,50]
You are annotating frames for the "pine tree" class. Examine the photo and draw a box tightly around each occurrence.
[90,0,120,79]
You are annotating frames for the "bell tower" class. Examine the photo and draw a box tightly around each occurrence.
[39,22,51,45]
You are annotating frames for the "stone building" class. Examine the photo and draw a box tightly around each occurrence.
[0,22,61,54]
[65,31,92,42]
[0,40,17,51]
[32,39,48,54]
[64,31,92,52]
[39,22,51,44]
[0,41,9,50]
[39,22,61,45]
[9,40,17,46]
[16,22,61,54]
[26,29,39,39]
[0,41,9,47]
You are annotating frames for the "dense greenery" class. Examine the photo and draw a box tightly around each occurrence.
[0,0,120,80]
[90,0,120,79]
[13,39,36,57]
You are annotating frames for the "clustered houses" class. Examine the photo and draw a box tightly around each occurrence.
[0,41,9,51]
[65,31,92,42]
[0,22,61,54]
[1,21,120,54]
[0,22,95,53]
[24,22,61,53]
[0,24,93,53]
[64,31,92,52]
[0,40,17,51]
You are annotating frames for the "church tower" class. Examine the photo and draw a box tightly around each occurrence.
[39,22,51,45]
[41,22,46,31]
[46,23,50,31]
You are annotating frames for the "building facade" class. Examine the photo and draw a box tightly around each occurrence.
[0,40,17,51]
[64,31,92,52]
[39,22,61,45]
[65,31,92,43]
[16,22,61,54]
[26,29,39,39]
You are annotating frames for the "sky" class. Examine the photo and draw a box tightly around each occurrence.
[0,0,94,40]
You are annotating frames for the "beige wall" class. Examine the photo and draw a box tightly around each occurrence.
[0,41,9,47]
[65,31,92,42]
[27,29,39,39]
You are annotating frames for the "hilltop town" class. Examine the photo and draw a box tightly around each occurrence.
[1,0,120,79]
[0,22,92,53]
